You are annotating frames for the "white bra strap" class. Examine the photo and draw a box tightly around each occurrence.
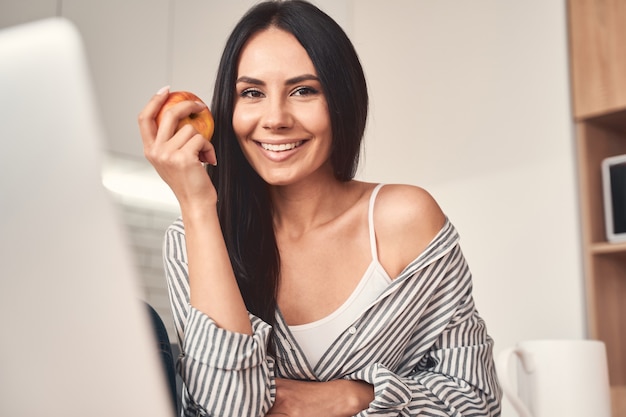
[368,183,385,261]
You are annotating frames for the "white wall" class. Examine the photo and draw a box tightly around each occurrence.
[352,0,584,341]
[351,1,584,415]
[1,1,585,415]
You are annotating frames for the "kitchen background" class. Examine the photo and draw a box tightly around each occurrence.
[1,1,583,415]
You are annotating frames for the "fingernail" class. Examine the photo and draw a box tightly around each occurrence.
[156,85,170,95]
[195,101,207,107]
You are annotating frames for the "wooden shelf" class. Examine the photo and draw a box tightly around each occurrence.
[583,107,626,131]
[568,2,626,415]
[612,386,626,417]
[591,242,626,255]
[568,0,626,119]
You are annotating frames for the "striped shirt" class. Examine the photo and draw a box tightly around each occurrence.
[163,217,502,417]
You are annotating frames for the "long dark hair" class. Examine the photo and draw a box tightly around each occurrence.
[207,0,368,326]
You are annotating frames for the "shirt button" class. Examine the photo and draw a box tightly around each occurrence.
[348,326,357,335]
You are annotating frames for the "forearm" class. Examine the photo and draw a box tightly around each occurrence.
[269,378,373,417]
[182,204,252,335]
[164,223,276,417]
[334,380,374,416]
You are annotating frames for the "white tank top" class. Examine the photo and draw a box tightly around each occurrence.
[288,183,391,367]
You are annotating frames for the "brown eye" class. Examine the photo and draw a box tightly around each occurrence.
[240,88,264,98]
[291,86,318,97]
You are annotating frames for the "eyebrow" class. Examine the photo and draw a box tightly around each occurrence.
[236,74,320,86]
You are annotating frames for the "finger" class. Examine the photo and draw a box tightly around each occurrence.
[199,144,217,166]
[157,123,212,158]
[153,100,208,146]
[156,128,214,166]
[187,133,217,166]
[159,123,199,153]
[138,85,170,150]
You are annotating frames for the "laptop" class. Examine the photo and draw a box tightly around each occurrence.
[0,18,174,417]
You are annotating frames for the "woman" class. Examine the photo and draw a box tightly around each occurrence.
[138,1,502,416]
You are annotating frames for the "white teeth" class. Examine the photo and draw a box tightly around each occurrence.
[261,141,303,152]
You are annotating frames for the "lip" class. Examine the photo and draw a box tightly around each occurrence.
[254,139,307,162]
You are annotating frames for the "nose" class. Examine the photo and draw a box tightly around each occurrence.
[262,97,293,131]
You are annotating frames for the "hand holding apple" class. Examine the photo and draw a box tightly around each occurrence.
[155,91,214,141]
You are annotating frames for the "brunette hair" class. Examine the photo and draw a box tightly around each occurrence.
[207,0,368,326]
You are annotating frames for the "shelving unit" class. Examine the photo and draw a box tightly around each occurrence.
[567,1,626,415]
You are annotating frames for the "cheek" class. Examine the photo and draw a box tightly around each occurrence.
[310,110,333,143]
[299,103,332,135]
[232,104,255,139]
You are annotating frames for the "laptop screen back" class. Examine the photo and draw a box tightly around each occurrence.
[0,18,173,417]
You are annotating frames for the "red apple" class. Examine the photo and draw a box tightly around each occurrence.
[155,91,214,141]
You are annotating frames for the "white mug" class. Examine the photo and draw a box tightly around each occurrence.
[496,339,611,417]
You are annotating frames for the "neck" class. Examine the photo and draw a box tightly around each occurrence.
[270,178,358,237]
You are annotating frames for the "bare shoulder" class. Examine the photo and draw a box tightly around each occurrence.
[374,184,446,277]
[375,184,445,228]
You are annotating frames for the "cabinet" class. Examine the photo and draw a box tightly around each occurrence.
[567,1,626,415]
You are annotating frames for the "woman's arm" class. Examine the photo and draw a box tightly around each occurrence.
[140,88,273,416]
[164,221,276,417]
[267,378,373,417]
[183,205,252,335]
[138,86,250,334]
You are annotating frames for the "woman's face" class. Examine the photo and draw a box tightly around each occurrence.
[232,27,333,186]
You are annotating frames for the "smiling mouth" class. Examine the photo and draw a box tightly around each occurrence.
[260,141,304,152]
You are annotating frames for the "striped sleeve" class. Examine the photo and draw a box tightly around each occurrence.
[345,233,501,416]
[162,219,276,417]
